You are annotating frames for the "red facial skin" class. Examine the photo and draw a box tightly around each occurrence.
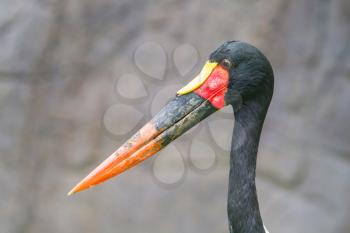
[194,65,229,109]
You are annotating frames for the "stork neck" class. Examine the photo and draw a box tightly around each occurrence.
[228,98,269,233]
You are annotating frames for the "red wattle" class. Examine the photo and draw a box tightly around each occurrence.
[194,66,229,109]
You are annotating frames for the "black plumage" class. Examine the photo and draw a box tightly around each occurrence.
[211,41,274,233]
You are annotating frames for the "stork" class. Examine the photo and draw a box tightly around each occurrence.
[69,41,274,233]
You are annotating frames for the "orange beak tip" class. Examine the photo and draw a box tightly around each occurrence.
[67,182,86,196]
[67,185,79,196]
[67,190,75,196]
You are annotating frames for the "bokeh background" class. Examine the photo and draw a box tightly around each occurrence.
[1,0,350,233]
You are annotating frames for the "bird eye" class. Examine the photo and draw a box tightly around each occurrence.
[220,59,233,70]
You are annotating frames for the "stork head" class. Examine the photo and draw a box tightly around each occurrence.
[177,41,274,110]
[68,41,274,195]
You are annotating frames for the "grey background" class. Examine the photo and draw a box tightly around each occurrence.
[1,0,350,233]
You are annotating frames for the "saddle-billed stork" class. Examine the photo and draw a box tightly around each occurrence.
[69,41,274,233]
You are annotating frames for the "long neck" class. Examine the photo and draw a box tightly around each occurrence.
[227,98,269,233]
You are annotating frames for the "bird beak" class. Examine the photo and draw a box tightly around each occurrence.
[68,61,230,195]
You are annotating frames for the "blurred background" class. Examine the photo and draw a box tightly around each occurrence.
[1,0,350,233]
